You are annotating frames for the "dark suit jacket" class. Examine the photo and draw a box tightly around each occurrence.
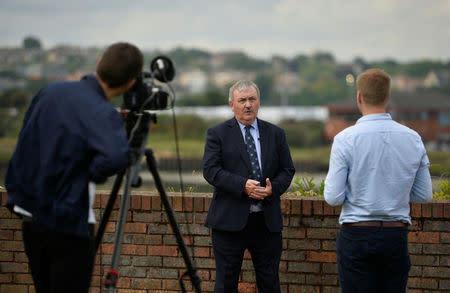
[202,117,295,232]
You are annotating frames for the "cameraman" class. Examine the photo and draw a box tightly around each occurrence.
[5,42,143,293]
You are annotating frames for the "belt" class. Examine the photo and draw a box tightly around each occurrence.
[342,221,408,228]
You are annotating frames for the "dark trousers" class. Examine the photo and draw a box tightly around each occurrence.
[211,212,282,293]
[22,218,95,293]
[337,226,411,293]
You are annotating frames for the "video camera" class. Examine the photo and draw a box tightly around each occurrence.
[122,56,176,111]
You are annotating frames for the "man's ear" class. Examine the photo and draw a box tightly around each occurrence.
[96,56,102,67]
[357,91,363,105]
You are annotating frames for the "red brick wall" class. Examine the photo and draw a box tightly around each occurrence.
[1,191,449,292]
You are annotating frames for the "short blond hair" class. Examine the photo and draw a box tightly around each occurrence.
[356,69,391,106]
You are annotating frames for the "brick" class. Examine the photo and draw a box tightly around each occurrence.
[131,195,141,210]
[0,285,28,293]
[409,265,422,277]
[141,195,151,210]
[441,232,450,243]
[306,251,337,263]
[148,245,178,256]
[440,256,450,266]
[432,203,444,218]
[162,279,180,290]
[148,267,178,279]
[440,279,450,290]
[288,285,320,293]
[15,273,33,284]
[1,219,22,229]
[444,203,450,218]
[163,257,188,268]
[132,211,151,223]
[423,220,449,231]
[407,277,438,289]
[306,274,338,286]
[121,244,147,255]
[280,272,305,283]
[193,197,204,211]
[0,230,13,240]
[0,251,13,261]
[283,227,306,239]
[422,266,450,278]
[0,240,24,252]
[281,199,291,214]
[0,208,13,218]
[194,246,210,258]
[410,203,422,217]
[124,222,147,233]
[0,273,13,283]
[172,196,183,211]
[323,204,335,216]
[1,262,28,273]
[183,197,193,212]
[287,239,321,250]
[237,282,257,292]
[410,255,439,266]
[312,200,323,215]
[101,243,114,255]
[1,192,8,205]
[323,263,338,274]
[422,204,432,218]
[408,231,440,244]
[302,200,312,216]
[288,262,320,273]
[307,229,338,240]
[290,199,301,215]
[151,196,162,211]
[131,278,161,290]
[322,240,337,251]
[408,243,423,254]
[282,250,306,261]
[14,252,28,262]
[323,286,341,293]
[423,243,450,254]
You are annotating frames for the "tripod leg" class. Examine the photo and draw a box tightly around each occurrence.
[105,165,138,292]
[145,148,203,293]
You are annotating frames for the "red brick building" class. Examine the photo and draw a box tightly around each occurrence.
[325,92,450,149]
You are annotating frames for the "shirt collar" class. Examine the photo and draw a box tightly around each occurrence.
[237,119,258,132]
[356,113,392,124]
[81,74,107,100]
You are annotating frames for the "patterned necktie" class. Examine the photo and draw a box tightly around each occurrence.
[245,125,262,183]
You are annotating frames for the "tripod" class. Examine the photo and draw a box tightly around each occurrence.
[93,111,202,293]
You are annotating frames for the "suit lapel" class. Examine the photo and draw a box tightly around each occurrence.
[227,118,251,169]
[257,119,269,178]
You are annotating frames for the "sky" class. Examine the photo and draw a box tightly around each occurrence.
[1,0,449,63]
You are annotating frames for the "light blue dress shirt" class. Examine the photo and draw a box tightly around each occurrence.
[238,120,263,212]
[324,113,433,225]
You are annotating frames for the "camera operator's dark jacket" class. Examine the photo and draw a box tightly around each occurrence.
[5,75,130,237]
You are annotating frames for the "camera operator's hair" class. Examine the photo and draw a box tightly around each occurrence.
[228,80,260,102]
[356,69,391,106]
[97,42,144,88]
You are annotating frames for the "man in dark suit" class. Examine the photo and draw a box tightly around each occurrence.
[203,80,295,293]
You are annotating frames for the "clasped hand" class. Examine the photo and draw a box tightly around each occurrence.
[244,178,272,200]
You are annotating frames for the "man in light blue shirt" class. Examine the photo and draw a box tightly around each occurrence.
[324,69,433,293]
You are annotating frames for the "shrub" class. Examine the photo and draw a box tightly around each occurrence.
[290,174,324,197]
[433,178,450,199]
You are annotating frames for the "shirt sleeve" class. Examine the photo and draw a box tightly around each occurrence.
[410,150,433,203]
[324,136,349,206]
